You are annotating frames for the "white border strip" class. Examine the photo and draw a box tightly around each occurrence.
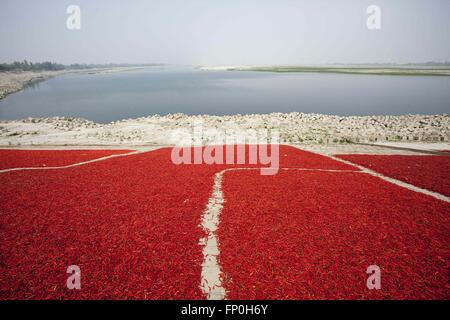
[200,170,226,300]
[289,146,450,203]
[199,167,361,300]
[199,158,449,300]
[328,155,450,203]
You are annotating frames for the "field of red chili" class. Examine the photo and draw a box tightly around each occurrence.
[336,154,450,197]
[1,146,448,299]
[1,145,336,299]
[219,170,449,299]
[0,149,132,170]
[0,148,219,299]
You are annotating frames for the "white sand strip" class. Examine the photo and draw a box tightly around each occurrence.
[200,171,226,300]
[199,166,363,300]
[200,158,448,300]
[374,142,450,152]
[328,155,450,203]
[291,146,450,203]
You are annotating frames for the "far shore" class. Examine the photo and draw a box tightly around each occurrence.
[200,65,450,76]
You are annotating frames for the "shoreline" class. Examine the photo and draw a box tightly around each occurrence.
[0,112,448,147]
[0,66,146,100]
[199,65,450,76]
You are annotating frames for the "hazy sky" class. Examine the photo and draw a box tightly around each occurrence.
[1,0,449,65]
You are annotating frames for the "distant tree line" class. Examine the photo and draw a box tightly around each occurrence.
[0,60,163,72]
[0,60,66,71]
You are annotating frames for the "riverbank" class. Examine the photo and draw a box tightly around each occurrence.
[0,67,145,100]
[0,113,448,147]
[200,65,450,76]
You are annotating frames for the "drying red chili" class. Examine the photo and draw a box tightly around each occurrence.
[0,149,133,170]
[337,154,450,197]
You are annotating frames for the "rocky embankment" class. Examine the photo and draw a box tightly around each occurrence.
[0,71,67,99]
[0,113,448,146]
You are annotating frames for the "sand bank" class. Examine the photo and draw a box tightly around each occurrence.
[0,113,448,149]
[200,65,450,76]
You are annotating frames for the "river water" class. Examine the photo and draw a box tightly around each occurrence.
[1,66,449,123]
